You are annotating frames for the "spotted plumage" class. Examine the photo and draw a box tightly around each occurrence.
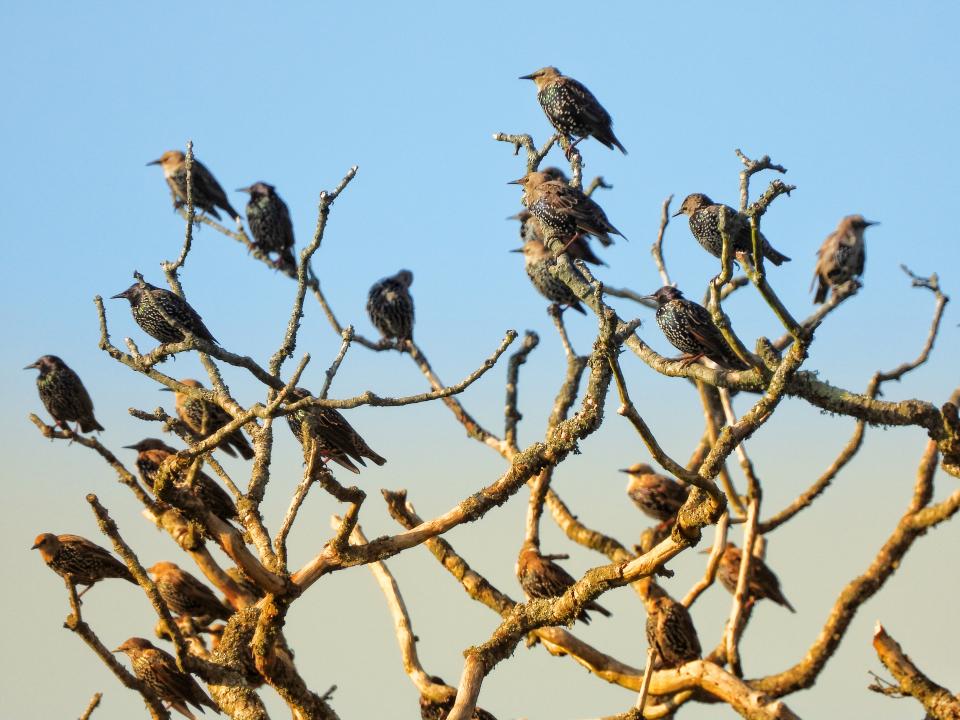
[811,215,877,303]
[511,209,605,266]
[645,586,701,668]
[520,67,626,154]
[114,637,220,718]
[420,677,499,720]
[112,281,217,346]
[25,355,104,433]
[512,240,586,314]
[516,542,611,624]
[148,561,232,624]
[286,388,387,473]
[367,270,415,342]
[148,150,239,222]
[238,182,296,272]
[717,543,795,613]
[645,286,748,370]
[32,533,135,593]
[165,379,254,460]
[620,463,688,522]
[674,193,790,266]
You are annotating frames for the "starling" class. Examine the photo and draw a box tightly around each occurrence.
[164,379,254,460]
[112,281,217,346]
[511,171,625,250]
[643,286,748,370]
[123,438,238,523]
[811,215,877,304]
[515,541,611,624]
[511,240,586,314]
[620,463,688,522]
[148,150,240,222]
[510,209,605,266]
[420,677,498,720]
[147,561,232,624]
[114,637,220,718]
[24,355,104,433]
[519,67,626,154]
[237,182,296,272]
[32,533,135,594]
[645,586,701,668]
[366,270,415,342]
[717,542,795,613]
[674,194,790,266]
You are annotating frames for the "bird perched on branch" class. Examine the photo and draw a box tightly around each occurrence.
[645,584,701,668]
[32,533,135,595]
[419,676,499,720]
[511,240,586,315]
[520,66,626,154]
[163,379,254,460]
[674,193,790,266]
[516,541,611,624]
[112,281,217,346]
[511,209,606,266]
[148,561,233,624]
[286,388,387,473]
[367,269,415,343]
[148,149,240,222]
[620,463,689,523]
[237,182,296,273]
[717,542,795,613]
[811,214,877,303]
[114,637,221,719]
[643,286,748,370]
[25,355,104,433]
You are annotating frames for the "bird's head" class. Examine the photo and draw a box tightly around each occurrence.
[519,66,562,89]
[236,182,274,198]
[31,533,60,557]
[114,637,154,655]
[642,286,684,306]
[23,355,63,374]
[146,150,186,172]
[122,438,176,453]
[673,193,713,218]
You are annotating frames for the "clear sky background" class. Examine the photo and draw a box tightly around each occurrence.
[2,2,959,718]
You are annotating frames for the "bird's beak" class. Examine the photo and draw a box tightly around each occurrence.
[507,178,525,186]
[864,220,879,226]
[159,387,173,392]
[121,443,139,450]
[518,73,536,80]
[638,294,658,302]
[146,159,161,166]
[506,212,524,221]
[110,289,129,300]
[235,186,252,193]
[617,468,631,474]
[672,209,684,217]
[509,247,524,253]
[112,645,124,653]
[23,361,39,370]
[30,541,40,549]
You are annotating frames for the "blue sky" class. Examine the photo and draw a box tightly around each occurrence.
[3,2,959,718]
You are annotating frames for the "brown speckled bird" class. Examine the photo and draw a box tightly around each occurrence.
[164,379,254,460]
[148,561,232,624]
[114,637,221,718]
[717,542,795,613]
[112,281,218,346]
[419,676,498,720]
[674,193,790,266]
[32,533,135,595]
[148,150,240,222]
[511,209,606,266]
[516,541,611,624]
[367,270,415,343]
[520,66,626,154]
[620,463,689,522]
[645,585,701,668]
[811,215,877,303]
[25,355,104,433]
[511,240,586,314]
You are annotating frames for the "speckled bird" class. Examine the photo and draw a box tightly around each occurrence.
[511,209,605,266]
[148,150,240,222]
[237,182,296,272]
[286,388,387,473]
[512,240,586,314]
[25,355,104,433]
[420,676,499,720]
[516,541,611,624]
[520,67,626,154]
[32,533,135,595]
[645,585,701,668]
[644,286,748,370]
[164,379,254,460]
[112,281,217,345]
[114,637,220,718]
[620,463,688,522]
[717,542,795,613]
[148,561,232,624]
[367,270,415,343]
[811,215,877,304]
[674,194,790,266]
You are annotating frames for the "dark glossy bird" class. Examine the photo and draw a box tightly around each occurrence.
[674,193,790,266]
[620,463,688,522]
[123,438,238,523]
[237,182,296,272]
[811,215,877,303]
[643,286,748,370]
[511,209,605,266]
[112,281,217,345]
[367,270,415,343]
[520,66,626,154]
[511,240,586,314]
[25,355,104,433]
[114,637,220,718]
[32,533,135,595]
[148,561,232,624]
[717,542,795,613]
[148,150,240,222]
[286,388,387,473]
[164,379,254,460]
[516,541,611,624]
[420,676,498,720]
[645,586,701,668]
